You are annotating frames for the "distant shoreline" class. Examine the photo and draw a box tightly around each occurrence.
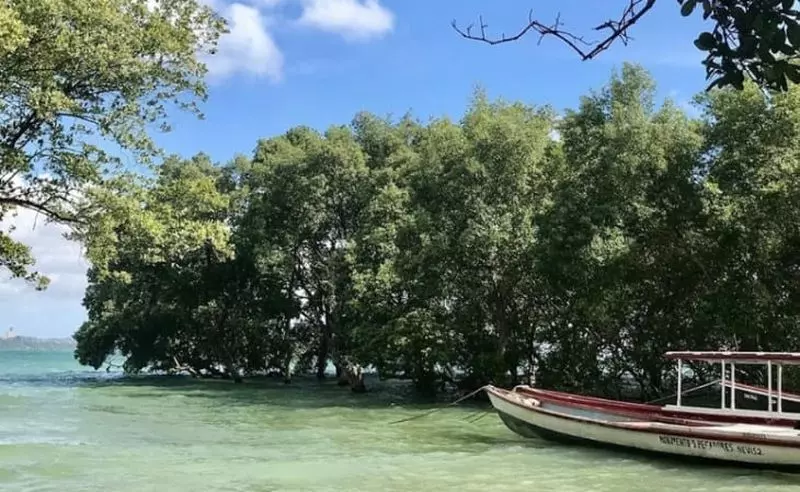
[0,336,76,351]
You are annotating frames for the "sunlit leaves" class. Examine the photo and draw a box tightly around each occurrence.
[0,0,226,283]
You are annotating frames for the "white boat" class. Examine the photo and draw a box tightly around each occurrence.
[486,351,800,469]
[486,385,800,468]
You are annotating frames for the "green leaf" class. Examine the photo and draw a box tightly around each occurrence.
[754,13,765,32]
[731,71,745,90]
[771,27,787,51]
[680,0,698,16]
[694,32,716,51]
[788,22,800,47]
[706,74,726,91]
[738,35,758,57]
[702,0,713,18]
[785,63,800,83]
[778,73,789,91]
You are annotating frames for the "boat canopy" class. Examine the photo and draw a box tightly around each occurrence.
[665,351,800,365]
[662,350,800,419]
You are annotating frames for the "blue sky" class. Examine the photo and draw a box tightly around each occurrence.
[1,0,713,339]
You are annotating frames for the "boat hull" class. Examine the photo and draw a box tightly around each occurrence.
[487,387,800,469]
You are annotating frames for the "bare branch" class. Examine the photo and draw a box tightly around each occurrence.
[452,0,657,61]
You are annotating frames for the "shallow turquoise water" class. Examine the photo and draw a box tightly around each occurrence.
[1,351,799,491]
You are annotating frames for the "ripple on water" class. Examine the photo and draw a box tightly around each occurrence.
[3,353,800,491]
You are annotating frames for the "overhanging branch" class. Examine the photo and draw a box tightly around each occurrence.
[452,0,657,61]
[0,196,83,224]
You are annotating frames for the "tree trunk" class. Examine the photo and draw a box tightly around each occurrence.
[333,356,366,392]
[282,317,293,384]
[492,287,512,385]
[336,363,348,386]
[316,332,329,380]
[414,365,437,397]
[343,362,366,393]
[282,354,292,384]
[226,359,243,383]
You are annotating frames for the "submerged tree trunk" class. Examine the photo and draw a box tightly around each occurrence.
[414,365,438,397]
[334,357,366,393]
[282,353,293,384]
[343,362,366,393]
[225,357,243,383]
[282,317,293,384]
[316,332,329,380]
[336,363,347,386]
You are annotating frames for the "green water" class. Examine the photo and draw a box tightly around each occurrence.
[1,352,799,491]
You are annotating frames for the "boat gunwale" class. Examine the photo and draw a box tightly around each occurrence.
[514,388,729,427]
[515,386,798,426]
[486,385,800,448]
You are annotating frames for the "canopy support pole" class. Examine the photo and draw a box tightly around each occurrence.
[731,362,736,410]
[768,361,773,412]
[721,361,726,409]
[778,364,783,413]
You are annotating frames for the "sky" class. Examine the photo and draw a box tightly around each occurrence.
[0,0,713,339]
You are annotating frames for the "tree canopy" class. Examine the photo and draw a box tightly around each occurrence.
[0,0,226,287]
[71,64,800,398]
[453,0,800,93]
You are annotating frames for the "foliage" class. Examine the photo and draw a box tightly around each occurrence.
[0,0,227,286]
[74,63,800,399]
[680,0,800,91]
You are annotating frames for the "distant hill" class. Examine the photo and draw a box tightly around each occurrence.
[0,336,76,351]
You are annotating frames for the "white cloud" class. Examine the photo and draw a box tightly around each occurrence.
[146,0,283,81]
[203,2,284,81]
[148,0,396,83]
[0,208,89,300]
[298,0,394,41]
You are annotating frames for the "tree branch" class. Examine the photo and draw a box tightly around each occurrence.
[452,0,657,61]
[0,196,82,223]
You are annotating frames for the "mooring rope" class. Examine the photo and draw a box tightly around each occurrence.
[389,379,725,424]
[388,385,490,425]
[464,410,491,424]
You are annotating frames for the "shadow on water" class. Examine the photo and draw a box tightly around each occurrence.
[80,373,489,412]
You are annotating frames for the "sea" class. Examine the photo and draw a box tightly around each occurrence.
[0,350,798,491]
